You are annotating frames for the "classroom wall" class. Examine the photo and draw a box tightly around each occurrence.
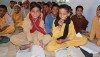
[0,0,100,32]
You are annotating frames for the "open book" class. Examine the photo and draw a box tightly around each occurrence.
[16,45,45,57]
[55,47,85,57]
[80,42,100,54]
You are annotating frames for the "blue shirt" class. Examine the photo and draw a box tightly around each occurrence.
[45,13,55,33]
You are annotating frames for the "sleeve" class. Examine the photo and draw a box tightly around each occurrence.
[89,17,96,40]
[45,15,51,33]
[22,19,33,42]
[52,20,60,38]
[16,14,23,27]
[0,25,15,34]
[67,21,76,40]
[6,14,14,26]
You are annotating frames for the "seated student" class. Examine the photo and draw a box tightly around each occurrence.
[42,3,50,21]
[71,5,88,33]
[10,3,51,50]
[7,1,16,16]
[22,0,30,18]
[12,4,23,32]
[89,5,100,46]
[46,4,87,52]
[0,5,15,44]
[45,3,59,35]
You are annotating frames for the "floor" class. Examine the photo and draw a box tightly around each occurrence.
[0,36,99,57]
[0,42,55,57]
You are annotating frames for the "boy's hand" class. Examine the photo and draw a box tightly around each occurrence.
[58,19,64,26]
[39,40,43,47]
[56,39,69,44]
[1,25,9,32]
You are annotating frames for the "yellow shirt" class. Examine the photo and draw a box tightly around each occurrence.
[90,16,100,40]
[0,16,6,29]
[12,11,23,28]
[52,20,76,40]
[0,14,15,34]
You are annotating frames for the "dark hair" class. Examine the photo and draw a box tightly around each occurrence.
[10,1,17,4]
[0,5,7,12]
[51,3,59,10]
[97,5,100,8]
[30,2,42,11]
[18,1,22,6]
[76,5,83,11]
[43,3,50,7]
[14,1,17,4]
[55,4,72,40]
[10,1,15,3]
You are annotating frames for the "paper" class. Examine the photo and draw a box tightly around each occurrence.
[55,48,72,57]
[55,47,85,57]
[16,49,31,57]
[68,47,85,57]
[80,42,100,54]
[76,32,82,38]
[31,45,45,57]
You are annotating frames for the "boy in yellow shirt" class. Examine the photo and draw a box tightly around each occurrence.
[46,4,87,51]
[89,5,100,46]
[0,5,15,44]
[12,4,23,32]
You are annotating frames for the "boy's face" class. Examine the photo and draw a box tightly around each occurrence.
[43,5,49,10]
[76,8,83,16]
[30,7,41,19]
[23,2,29,9]
[96,6,100,18]
[0,8,6,18]
[14,6,21,14]
[51,6,58,15]
[10,2,15,8]
[59,8,70,20]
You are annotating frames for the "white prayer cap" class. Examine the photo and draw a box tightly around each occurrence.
[22,0,29,3]
[14,4,21,7]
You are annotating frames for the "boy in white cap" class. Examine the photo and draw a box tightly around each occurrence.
[22,0,30,18]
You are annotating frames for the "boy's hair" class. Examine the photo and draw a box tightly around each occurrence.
[14,1,17,4]
[59,4,72,13]
[0,5,7,12]
[10,1,15,3]
[30,2,42,11]
[97,5,100,8]
[76,5,84,11]
[18,1,22,6]
[43,3,50,7]
[51,3,59,10]
[10,1,17,4]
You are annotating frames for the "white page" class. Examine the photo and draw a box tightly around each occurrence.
[68,47,85,57]
[80,42,100,54]
[16,49,31,57]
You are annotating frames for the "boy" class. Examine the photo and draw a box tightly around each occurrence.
[89,5,100,46]
[12,4,23,33]
[45,3,59,35]
[71,5,88,33]
[22,0,30,18]
[7,1,16,16]
[0,5,15,44]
